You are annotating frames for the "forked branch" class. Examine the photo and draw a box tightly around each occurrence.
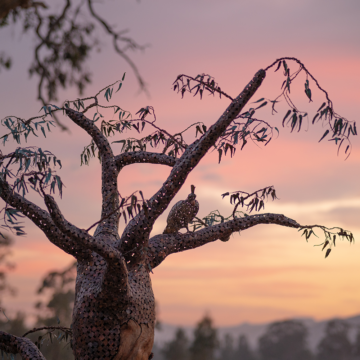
[120,69,266,266]
[0,176,88,258]
[44,195,125,267]
[148,70,266,221]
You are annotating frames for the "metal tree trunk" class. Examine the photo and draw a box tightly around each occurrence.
[72,253,155,360]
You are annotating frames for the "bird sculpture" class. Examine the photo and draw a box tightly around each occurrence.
[163,185,231,242]
[163,185,199,234]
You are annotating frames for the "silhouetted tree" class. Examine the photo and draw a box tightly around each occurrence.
[13,262,77,360]
[258,319,313,360]
[162,328,190,360]
[219,333,236,360]
[0,234,16,304]
[0,56,356,359]
[352,327,360,360]
[353,327,360,360]
[35,261,76,326]
[234,334,256,360]
[189,315,218,360]
[0,312,27,338]
[317,319,352,360]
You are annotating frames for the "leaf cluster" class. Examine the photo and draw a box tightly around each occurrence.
[80,101,191,166]
[173,73,233,101]
[32,327,72,352]
[0,147,63,197]
[0,349,15,360]
[0,147,63,236]
[190,210,247,233]
[172,72,281,161]
[1,111,57,145]
[221,185,277,217]
[0,52,11,72]
[86,190,149,233]
[172,73,282,161]
[216,111,279,163]
[299,225,354,258]
[266,58,357,158]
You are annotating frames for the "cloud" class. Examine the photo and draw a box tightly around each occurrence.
[320,206,360,229]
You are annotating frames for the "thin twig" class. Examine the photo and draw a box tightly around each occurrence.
[22,326,72,338]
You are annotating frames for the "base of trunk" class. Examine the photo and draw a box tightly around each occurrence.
[115,320,154,360]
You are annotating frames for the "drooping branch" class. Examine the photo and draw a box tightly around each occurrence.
[119,69,266,266]
[1,1,147,130]
[65,109,120,234]
[0,331,46,360]
[115,151,177,170]
[264,57,357,158]
[264,57,334,107]
[220,185,278,218]
[87,0,148,94]
[0,176,89,259]
[147,213,299,268]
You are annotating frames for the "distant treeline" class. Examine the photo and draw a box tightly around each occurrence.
[0,237,359,360]
[152,315,360,360]
[0,258,76,360]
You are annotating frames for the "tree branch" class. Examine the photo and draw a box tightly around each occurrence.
[115,151,177,170]
[147,213,299,268]
[44,194,130,298]
[22,326,72,338]
[65,109,120,234]
[148,69,266,220]
[44,195,124,264]
[87,0,147,93]
[120,69,266,267]
[0,176,89,259]
[0,331,46,360]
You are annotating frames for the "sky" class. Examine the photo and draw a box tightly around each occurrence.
[0,0,360,327]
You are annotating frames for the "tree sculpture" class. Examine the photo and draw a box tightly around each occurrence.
[0,57,356,359]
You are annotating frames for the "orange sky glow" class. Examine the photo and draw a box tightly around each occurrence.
[0,0,360,327]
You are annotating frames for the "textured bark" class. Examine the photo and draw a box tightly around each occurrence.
[115,151,176,170]
[0,69,307,360]
[0,176,89,259]
[148,213,300,268]
[0,331,46,359]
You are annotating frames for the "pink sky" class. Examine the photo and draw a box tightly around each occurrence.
[0,0,360,327]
